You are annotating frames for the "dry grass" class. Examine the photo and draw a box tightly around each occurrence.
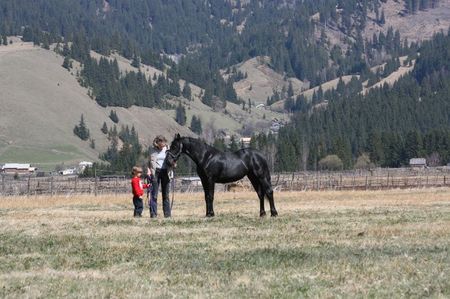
[364,0,450,44]
[0,40,194,169]
[1,188,450,298]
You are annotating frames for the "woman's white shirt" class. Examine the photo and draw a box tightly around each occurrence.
[155,147,167,169]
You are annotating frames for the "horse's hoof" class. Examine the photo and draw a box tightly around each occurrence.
[271,211,278,217]
[260,211,267,217]
[206,212,215,217]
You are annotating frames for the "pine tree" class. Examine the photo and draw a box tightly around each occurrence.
[202,87,213,107]
[101,122,108,134]
[182,82,192,100]
[131,54,140,68]
[175,103,186,126]
[22,27,33,42]
[73,114,90,141]
[190,115,202,135]
[404,131,423,160]
[380,10,385,25]
[62,56,72,70]
[228,135,239,152]
[109,110,119,123]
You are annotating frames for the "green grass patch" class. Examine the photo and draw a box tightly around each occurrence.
[0,144,89,171]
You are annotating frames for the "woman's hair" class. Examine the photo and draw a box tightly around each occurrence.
[131,166,143,176]
[153,135,167,148]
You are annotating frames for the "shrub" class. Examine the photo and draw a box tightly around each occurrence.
[319,155,343,171]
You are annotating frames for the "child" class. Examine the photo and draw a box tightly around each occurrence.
[131,166,150,217]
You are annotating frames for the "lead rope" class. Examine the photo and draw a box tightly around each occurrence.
[170,169,175,210]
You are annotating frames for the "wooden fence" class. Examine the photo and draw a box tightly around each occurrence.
[1,168,450,197]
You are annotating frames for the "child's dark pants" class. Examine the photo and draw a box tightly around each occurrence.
[133,196,143,216]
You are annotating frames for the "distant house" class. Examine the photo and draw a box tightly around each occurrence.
[78,161,93,172]
[409,158,427,168]
[1,163,36,174]
[240,137,252,147]
[59,168,77,176]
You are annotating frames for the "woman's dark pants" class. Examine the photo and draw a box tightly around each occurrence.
[150,168,171,218]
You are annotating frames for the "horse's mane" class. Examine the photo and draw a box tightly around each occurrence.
[183,137,221,153]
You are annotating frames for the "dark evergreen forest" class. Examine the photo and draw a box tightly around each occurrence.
[0,0,416,92]
[0,0,447,172]
[252,31,450,171]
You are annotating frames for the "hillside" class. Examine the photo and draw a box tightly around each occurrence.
[364,0,450,43]
[269,75,359,111]
[89,51,288,137]
[223,56,309,104]
[0,40,286,170]
[0,40,193,170]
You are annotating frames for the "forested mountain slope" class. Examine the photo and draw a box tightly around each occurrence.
[0,0,449,172]
[2,0,447,92]
[253,31,450,171]
[0,39,285,170]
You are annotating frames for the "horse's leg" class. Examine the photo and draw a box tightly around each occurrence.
[207,182,215,217]
[248,174,266,217]
[262,175,278,217]
[266,188,278,217]
[200,175,215,217]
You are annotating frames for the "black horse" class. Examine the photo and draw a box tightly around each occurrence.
[165,134,278,217]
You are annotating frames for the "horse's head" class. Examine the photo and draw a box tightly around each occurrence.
[165,133,183,168]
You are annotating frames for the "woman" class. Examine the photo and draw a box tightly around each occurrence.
[148,135,172,218]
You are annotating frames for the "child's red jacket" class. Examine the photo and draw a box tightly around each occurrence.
[131,177,150,197]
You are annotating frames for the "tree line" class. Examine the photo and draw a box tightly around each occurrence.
[254,30,450,171]
[0,0,415,102]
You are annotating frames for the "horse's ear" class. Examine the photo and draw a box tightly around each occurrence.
[175,133,181,139]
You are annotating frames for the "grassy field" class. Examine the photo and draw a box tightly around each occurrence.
[1,189,450,298]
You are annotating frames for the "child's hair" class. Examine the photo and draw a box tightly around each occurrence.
[153,135,167,148]
[131,166,143,176]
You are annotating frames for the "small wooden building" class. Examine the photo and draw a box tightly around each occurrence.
[1,163,36,174]
[409,158,427,168]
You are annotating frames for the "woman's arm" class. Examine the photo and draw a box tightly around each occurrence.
[149,150,157,174]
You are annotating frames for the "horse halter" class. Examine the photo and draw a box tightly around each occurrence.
[167,143,183,161]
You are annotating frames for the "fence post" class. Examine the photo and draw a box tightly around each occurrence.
[94,177,98,197]
[27,176,31,196]
[50,177,54,197]
[1,175,4,196]
[387,172,390,188]
[74,177,78,194]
